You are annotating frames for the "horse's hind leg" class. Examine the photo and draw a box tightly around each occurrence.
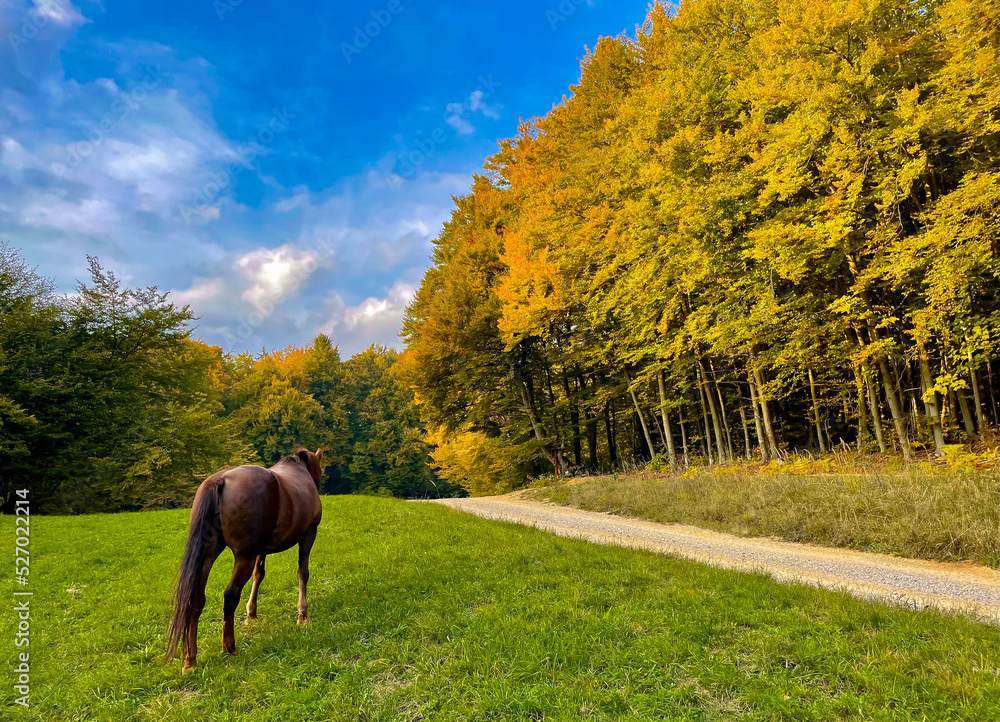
[222,555,255,654]
[296,525,318,625]
[183,539,223,674]
[245,555,266,624]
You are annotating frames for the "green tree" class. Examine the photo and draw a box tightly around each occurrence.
[345,346,461,498]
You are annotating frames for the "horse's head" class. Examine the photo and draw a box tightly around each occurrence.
[295,448,324,487]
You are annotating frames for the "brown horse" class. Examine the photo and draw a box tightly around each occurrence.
[166,448,324,673]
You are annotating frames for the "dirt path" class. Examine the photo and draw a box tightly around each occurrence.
[431,496,1000,624]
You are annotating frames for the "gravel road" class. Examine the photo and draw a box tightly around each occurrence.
[432,496,1000,624]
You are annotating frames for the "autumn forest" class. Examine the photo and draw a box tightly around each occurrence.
[2,0,997,510]
[401,0,999,493]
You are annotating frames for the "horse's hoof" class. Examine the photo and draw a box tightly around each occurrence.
[181,664,196,675]
[222,644,236,655]
[297,615,310,625]
[244,615,257,626]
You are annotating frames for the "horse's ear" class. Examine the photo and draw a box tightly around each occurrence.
[296,449,310,465]
[316,448,324,460]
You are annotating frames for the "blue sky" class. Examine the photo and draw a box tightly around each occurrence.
[1,0,648,356]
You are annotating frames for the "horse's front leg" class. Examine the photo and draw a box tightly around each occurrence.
[244,555,266,624]
[222,555,255,654]
[296,526,318,624]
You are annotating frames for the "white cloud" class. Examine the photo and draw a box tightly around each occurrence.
[103,138,196,182]
[6,106,237,236]
[319,281,417,352]
[468,89,501,120]
[274,191,311,213]
[20,194,119,234]
[445,101,474,134]
[279,165,468,279]
[0,0,88,85]
[344,282,416,329]
[0,15,474,357]
[235,244,319,313]
[1,136,29,170]
[168,277,223,308]
[0,33,253,294]
[444,89,502,135]
[31,0,84,25]
[90,163,466,356]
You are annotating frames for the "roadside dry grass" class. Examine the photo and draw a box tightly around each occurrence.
[529,467,1000,567]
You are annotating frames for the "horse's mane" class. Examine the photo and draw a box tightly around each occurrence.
[280,448,322,487]
[276,448,311,464]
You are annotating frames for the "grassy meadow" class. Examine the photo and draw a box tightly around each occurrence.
[530,468,1000,568]
[2,496,998,721]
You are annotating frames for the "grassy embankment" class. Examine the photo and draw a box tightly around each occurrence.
[2,496,998,721]
[528,452,1000,567]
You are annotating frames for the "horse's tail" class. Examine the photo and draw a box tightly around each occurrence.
[165,476,223,662]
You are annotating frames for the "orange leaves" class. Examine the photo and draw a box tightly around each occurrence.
[404,0,1000,479]
[496,230,565,348]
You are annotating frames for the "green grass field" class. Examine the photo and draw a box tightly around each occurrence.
[3,497,998,721]
[530,470,1000,567]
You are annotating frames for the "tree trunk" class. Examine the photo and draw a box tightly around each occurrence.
[624,369,656,461]
[863,367,888,452]
[808,369,826,454]
[943,349,976,438]
[631,408,644,459]
[679,405,690,469]
[709,359,735,460]
[988,358,999,425]
[604,402,618,470]
[701,413,712,460]
[696,370,714,463]
[956,387,977,438]
[747,372,768,461]
[656,369,677,469]
[543,360,556,410]
[876,356,912,459]
[698,359,727,462]
[578,372,599,469]
[753,366,779,458]
[517,371,559,475]
[968,348,985,429]
[851,328,885,453]
[586,409,598,470]
[853,365,869,445]
[699,387,714,461]
[917,341,945,455]
[737,392,751,459]
[560,366,582,467]
[651,407,668,457]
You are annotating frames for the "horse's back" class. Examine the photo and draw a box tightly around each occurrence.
[217,465,281,554]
